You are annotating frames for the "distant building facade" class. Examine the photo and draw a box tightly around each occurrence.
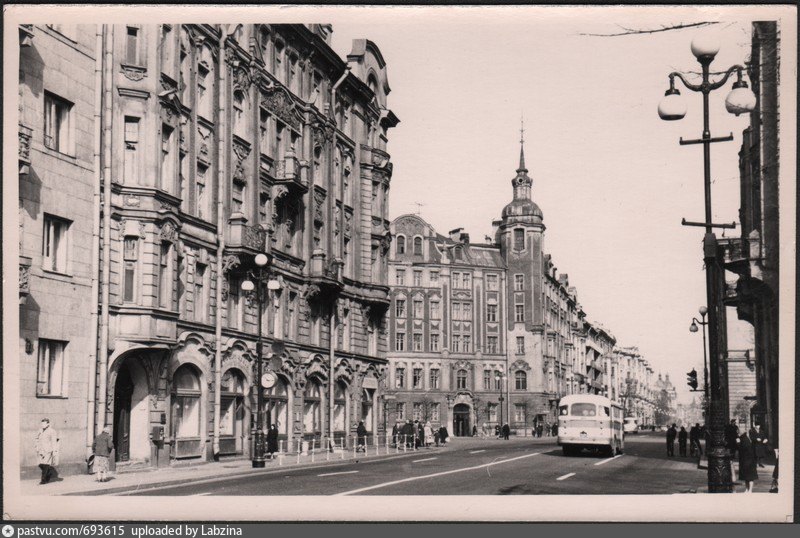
[386,146,658,436]
[725,349,758,427]
[17,23,399,473]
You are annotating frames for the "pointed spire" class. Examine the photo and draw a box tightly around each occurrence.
[517,113,528,173]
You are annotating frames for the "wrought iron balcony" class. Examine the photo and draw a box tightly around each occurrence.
[307,251,343,298]
[227,216,267,255]
[19,256,32,304]
[19,123,32,174]
[273,154,307,193]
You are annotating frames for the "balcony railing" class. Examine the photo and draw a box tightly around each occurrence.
[19,123,32,174]
[273,155,307,193]
[227,218,267,253]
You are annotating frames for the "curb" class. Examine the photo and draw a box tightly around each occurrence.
[64,446,450,496]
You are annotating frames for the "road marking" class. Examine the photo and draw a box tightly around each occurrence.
[318,470,360,477]
[334,452,541,496]
[412,457,438,463]
[469,450,486,454]
[556,472,576,481]
[594,455,623,466]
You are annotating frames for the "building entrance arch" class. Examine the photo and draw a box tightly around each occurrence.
[453,403,471,437]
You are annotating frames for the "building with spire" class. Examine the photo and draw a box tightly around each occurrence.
[386,132,647,436]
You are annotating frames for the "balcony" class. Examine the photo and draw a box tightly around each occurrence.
[19,123,32,174]
[19,256,32,304]
[273,153,307,194]
[718,237,749,275]
[307,250,343,298]
[226,216,267,256]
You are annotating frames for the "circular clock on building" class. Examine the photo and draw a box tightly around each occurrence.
[261,371,277,389]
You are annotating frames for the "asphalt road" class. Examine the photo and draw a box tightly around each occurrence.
[117,432,710,496]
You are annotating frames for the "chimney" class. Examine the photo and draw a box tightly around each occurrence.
[460,232,470,244]
[449,228,464,242]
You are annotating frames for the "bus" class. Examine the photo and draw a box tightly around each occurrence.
[557,394,624,457]
[623,416,638,434]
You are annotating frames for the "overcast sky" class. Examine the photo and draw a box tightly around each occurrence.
[327,6,771,403]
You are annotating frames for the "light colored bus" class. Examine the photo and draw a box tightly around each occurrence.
[623,417,638,434]
[557,394,624,457]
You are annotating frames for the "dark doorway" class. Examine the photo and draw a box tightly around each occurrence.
[453,403,471,437]
[113,364,134,462]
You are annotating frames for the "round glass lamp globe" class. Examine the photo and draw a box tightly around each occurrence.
[241,280,255,292]
[254,253,269,266]
[689,323,699,333]
[699,306,708,316]
[658,93,687,121]
[725,87,757,116]
[691,34,720,58]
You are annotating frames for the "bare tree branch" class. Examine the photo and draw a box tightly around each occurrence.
[579,21,719,37]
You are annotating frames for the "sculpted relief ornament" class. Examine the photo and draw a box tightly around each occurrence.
[261,86,302,131]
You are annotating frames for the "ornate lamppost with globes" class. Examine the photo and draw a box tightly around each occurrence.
[241,253,281,468]
[658,34,757,492]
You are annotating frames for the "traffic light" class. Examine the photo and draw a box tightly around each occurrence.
[687,369,698,390]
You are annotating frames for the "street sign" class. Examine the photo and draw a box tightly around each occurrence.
[261,371,277,389]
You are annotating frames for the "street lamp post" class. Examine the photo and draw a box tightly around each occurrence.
[659,35,757,493]
[241,253,280,468]
[496,373,506,433]
[689,306,710,402]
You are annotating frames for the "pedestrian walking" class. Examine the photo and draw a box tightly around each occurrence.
[417,421,425,448]
[403,420,415,448]
[424,421,434,447]
[753,425,767,468]
[737,431,758,493]
[724,419,739,458]
[34,418,59,484]
[267,424,279,458]
[438,425,449,446]
[502,423,510,440]
[434,429,440,447]
[472,425,478,437]
[391,423,399,448]
[689,423,702,457]
[666,424,677,457]
[551,422,558,437]
[678,426,688,457]
[356,421,368,452]
[494,424,501,438]
[536,423,544,438]
[91,425,114,482]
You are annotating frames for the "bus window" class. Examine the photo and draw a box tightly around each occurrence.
[559,405,568,416]
[601,407,610,417]
[571,403,596,416]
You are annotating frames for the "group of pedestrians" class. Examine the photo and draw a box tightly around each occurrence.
[666,420,777,493]
[391,420,449,449]
[532,421,558,438]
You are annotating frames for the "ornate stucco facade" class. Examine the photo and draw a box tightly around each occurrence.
[386,145,660,436]
[17,23,399,472]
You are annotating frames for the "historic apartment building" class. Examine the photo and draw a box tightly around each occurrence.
[386,146,658,436]
[718,21,780,447]
[18,23,399,473]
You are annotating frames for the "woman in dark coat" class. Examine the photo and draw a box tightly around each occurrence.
[438,425,449,445]
[356,421,368,451]
[737,431,758,493]
[266,424,279,459]
[678,427,688,457]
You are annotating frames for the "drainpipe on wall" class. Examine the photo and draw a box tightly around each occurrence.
[97,24,114,429]
[86,24,104,455]
[213,25,235,461]
[328,67,349,445]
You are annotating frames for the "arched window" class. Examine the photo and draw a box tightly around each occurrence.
[220,369,246,454]
[456,369,468,390]
[303,379,322,437]
[515,370,527,391]
[171,364,202,457]
[333,381,347,433]
[264,374,289,436]
[413,236,423,256]
[396,235,406,255]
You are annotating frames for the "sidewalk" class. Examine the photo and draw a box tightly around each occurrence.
[19,436,536,496]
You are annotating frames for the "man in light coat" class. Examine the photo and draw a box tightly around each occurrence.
[35,418,59,484]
